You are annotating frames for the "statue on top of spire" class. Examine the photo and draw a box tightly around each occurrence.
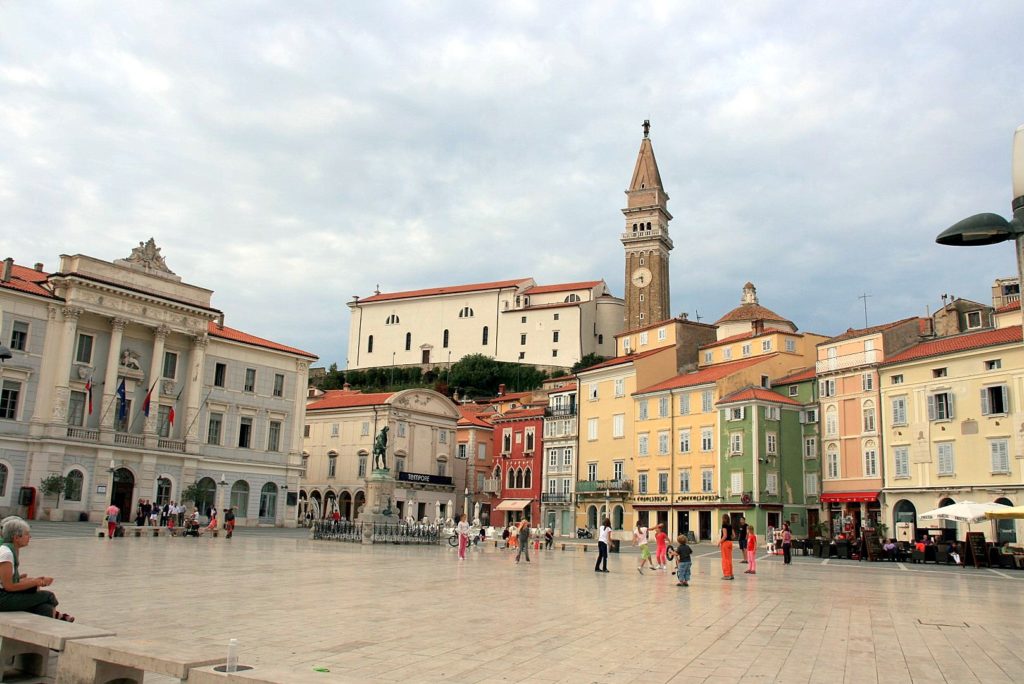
[642,119,650,138]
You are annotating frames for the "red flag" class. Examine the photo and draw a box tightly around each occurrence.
[168,405,175,427]
[142,381,155,417]
[85,379,93,415]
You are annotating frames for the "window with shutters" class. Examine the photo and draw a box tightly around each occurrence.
[936,442,955,475]
[928,392,954,421]
[700,428,713,452]
[658,396,669,418]
[894,446,910,478]
[637,473,648,494]
[730,471,743,496]
[891,396,907,425]
[826,446,839,479]
[728,407,744,421]
[679,469,691,492]
[701,469,713,492]
[804,473,819,496]
[862,373,874,391]
[701,390,713,412]
[863,401,876,432]
[612,414,624,438]
[804,437,817,459]
[614,378,625,397]
[638,433,649,456]
[658,431,669,455]
[765,406,780,421]
[729,432,743,455]
[678,393,690,415]
[678,429,691,453]
[613,460,623,481]
[587,418,598,441]
[820,378,836,397]
[658,471,668,493]
[981,385,1010,415]
[766,472,779,495]
[766,432,777,455]
[990,439,1010,474]
[825,406,838,436]
[863,444,878,477]
[638,400,649,420]
[589,383,598,401]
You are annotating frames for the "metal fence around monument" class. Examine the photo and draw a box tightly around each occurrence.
[311,520,440,545]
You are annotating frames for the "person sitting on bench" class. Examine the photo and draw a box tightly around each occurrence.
[0,517,74,622]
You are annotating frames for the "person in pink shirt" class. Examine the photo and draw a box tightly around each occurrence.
[105,504,119,540]
[744,528,758,574]
[654,524,669,571]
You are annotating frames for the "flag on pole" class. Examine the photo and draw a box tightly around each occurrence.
[116,379,127,420]
[168,388,183,428]
[85,378,93,415]
[142,381,156,417]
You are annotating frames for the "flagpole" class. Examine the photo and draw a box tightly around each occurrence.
[183,388,214,440]
[129,379,161,432]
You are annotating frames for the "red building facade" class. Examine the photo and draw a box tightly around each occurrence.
[490,407,545,526]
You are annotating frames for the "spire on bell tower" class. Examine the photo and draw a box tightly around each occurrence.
[621,121,673,332]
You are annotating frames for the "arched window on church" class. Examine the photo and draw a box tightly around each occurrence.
[564,294,581,303]
[459,306,474,318]
[367,335,374,353]
[443,329,449,348]
[405,332,411,351]
[385,314,399,325]
[481,326,489,345]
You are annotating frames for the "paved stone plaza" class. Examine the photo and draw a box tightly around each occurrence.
[11,523,1024,683]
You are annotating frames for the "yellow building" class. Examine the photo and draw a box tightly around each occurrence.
[575,346,677,531]
[880,326,1024,545]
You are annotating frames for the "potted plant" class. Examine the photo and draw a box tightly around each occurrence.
[39,474,68,521]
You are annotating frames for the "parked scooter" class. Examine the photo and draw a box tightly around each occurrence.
[576,527,593,539]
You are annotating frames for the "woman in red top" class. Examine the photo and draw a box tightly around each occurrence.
[744,528,758,574]
[719,514,735,580]
[654,524,669,570]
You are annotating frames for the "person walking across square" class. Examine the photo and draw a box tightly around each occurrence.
[654,524,669,570]
[594,518,611,573]
[744,527,758,574]
[719,514,735,580]
[635,521,655,574]
[781,522,793,565]
[515,520,531,563]
[456,514,470,561]
[674,535,693,586]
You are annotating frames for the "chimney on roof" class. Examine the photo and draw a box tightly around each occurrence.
[1,258,12,282]
[33,262,43,272]
[452,389,460,402]
[680,312,689,320]
[753,319,764,335]
[497,383,505,397]
[342,382,351,391]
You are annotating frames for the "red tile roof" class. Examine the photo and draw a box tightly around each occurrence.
[995,302,1020,314]
[522,280,602,295]
[820,317,922,345]
[699,330,760,348]
[356,278,531,303]
[881,326,1021,366]
[207,322,318,359]
[715,303,792,326]
[1,263,56,298]
[307,390,395,411]
[773,366,816,385]
[575,347,669,374]
[613,315,716,339]
[636,355,772,394]
[486,392,532,404]
[458,406,495,428]
[717,387,803,406]
[492,407,546,421]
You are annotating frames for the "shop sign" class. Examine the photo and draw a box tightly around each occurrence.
[397,472,453,486]
[633,495,670,504]
[674,494,720,503]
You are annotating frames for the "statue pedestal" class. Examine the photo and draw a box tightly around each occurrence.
[359,469,400,544]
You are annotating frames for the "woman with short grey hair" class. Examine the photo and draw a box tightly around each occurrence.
[0,517,74,621]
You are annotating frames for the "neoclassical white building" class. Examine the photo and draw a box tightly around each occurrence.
[0,242,316,526]
[345,278,622,372]
[301,387,461,522]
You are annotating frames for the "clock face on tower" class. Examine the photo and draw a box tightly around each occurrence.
[631,267,652,289]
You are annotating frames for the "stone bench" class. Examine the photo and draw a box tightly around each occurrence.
[0,612,114,682]
[56,636,223,683]
[188,664,339,683]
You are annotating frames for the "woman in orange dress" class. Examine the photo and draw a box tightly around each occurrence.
[719,514,735,580]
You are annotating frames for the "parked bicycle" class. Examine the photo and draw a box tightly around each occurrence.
[448,529,481,547]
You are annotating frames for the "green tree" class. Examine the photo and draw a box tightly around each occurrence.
[40,474,68,509]
[180,482,203,507]
[572,353,607,374]
[318,363,346,390]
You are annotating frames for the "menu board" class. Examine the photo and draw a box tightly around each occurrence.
[864,532,883,561]
[966,532,987,568]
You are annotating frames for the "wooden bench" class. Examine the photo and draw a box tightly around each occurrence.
[56,636,222,683]
[0,612,114,682]
[188,664,339,683]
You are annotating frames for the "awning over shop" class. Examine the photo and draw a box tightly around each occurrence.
[494,499,532,511]
[821,491,879,503]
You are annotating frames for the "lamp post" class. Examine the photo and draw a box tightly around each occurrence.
[936,124,1024,338]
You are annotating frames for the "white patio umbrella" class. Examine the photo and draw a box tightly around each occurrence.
[434,501,441,522]
[919,500,1011,523]
[473,502,481,524]
[446,499,453,522]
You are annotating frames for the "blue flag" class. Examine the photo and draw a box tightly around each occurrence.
[116,379,127,420]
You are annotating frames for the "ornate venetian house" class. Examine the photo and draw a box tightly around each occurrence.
[0,241,316,526]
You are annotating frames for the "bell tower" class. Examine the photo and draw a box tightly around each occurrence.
[622,120,673,332]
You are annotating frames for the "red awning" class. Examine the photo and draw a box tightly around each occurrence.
[820,491,879,503]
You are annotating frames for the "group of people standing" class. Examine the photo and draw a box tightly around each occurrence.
[719,514,791,579]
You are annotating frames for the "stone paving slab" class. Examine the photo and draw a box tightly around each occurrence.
[7,532,1024,683]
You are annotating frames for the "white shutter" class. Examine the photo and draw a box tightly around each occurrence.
[948,393,955,419]
[927,394,935,421]
[981,388,990,416]
[1002,385,1010,413]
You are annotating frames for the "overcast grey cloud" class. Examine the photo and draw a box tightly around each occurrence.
[2,2,1022,367]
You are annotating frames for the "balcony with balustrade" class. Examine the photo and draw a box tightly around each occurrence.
[575,479,632,497]
[816,349,880,373]
[541,493,572,505]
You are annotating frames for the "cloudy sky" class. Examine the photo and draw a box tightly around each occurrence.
[3,2,1023,367]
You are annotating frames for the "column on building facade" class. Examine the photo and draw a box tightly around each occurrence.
[143,325,170,435]
[290,360,309,460]
[49,306,83,425]
[101,318,128,431]
[30,305,62,428]
[183,333,208,442]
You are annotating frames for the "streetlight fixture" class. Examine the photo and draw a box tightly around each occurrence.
[936,124,1024,335]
